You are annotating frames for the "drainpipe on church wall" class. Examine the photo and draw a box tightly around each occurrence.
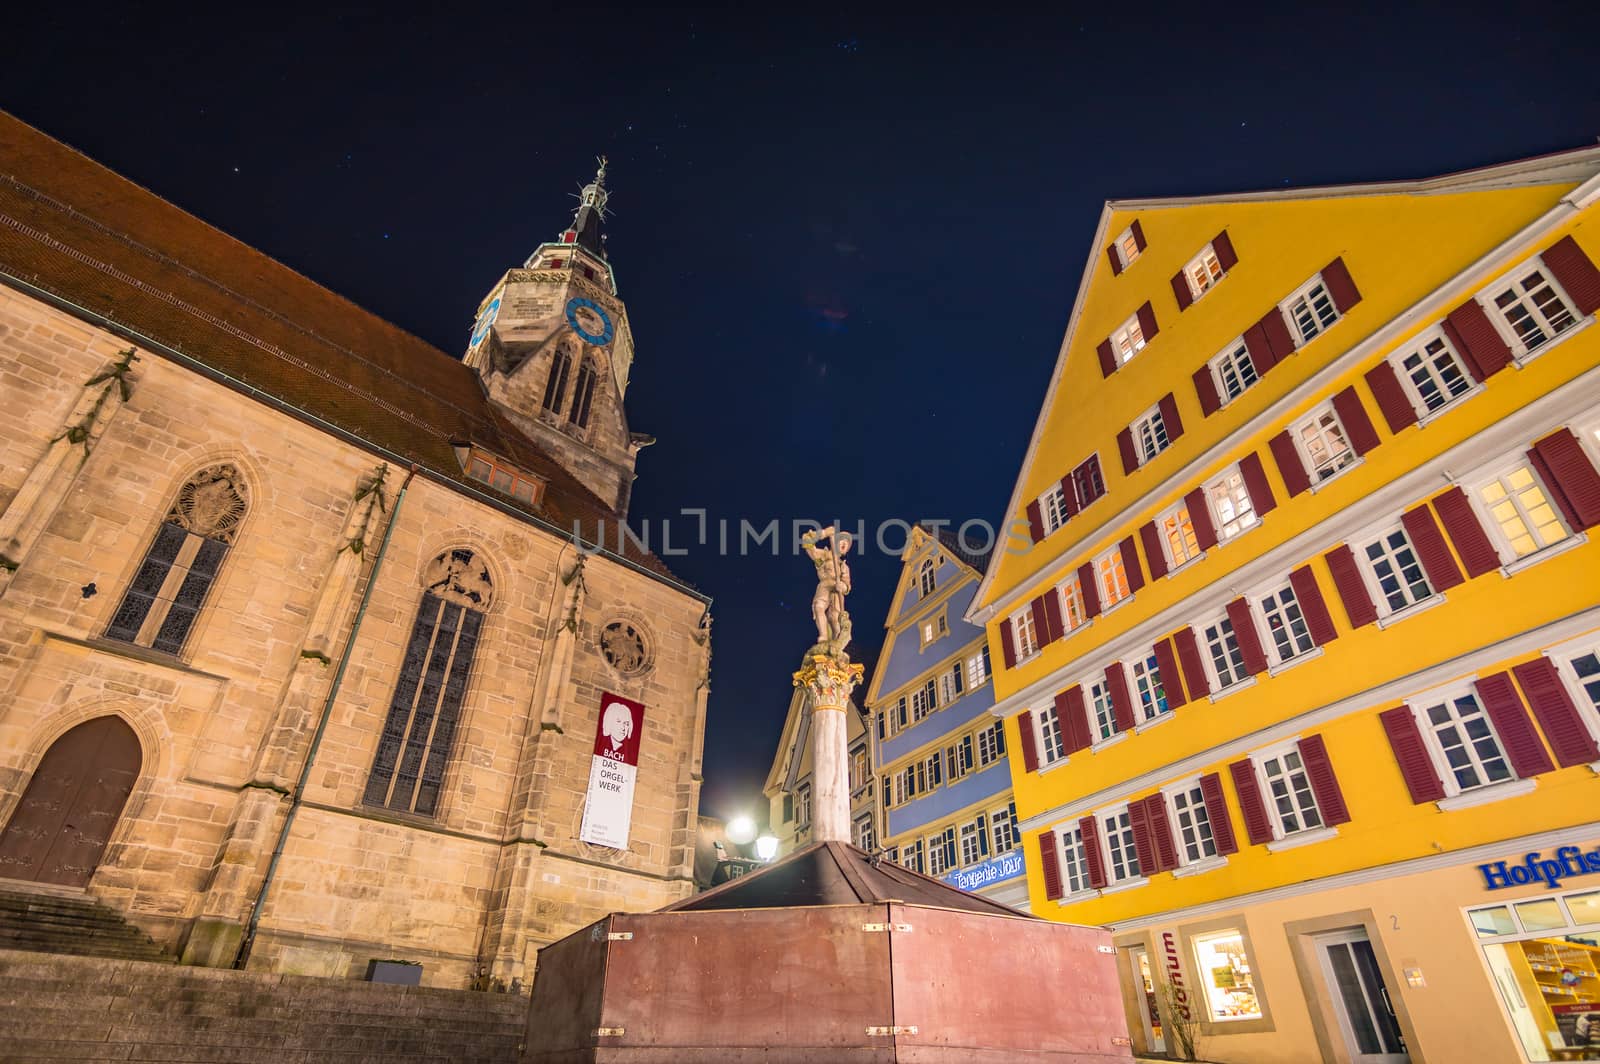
[234,464,419,969]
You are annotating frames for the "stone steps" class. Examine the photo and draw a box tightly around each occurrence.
[0,883,171,962]
[0,948,526,1064]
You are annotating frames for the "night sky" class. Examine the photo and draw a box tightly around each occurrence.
[5,6,1597,823]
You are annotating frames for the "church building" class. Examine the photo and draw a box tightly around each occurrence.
[0,112,711,988]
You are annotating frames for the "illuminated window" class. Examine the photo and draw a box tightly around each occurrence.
[1111,313,1147,364]
[1157,501,1202,569]
[1131,405,1172,465]
[462,448,545,505]
[1293,406,1357,483]
[1475,462,1569,559]
[1058,575,1088,633]
[1095,546,1132,609]
[1112,226,1143,270]
[1184,244,1225,300]
[1192,930,1262,1021]
[1010,605,1041,661]
[1207,467,1257,542]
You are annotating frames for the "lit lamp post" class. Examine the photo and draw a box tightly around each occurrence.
[755,835,779,862]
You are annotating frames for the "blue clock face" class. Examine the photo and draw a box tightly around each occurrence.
[470,296,501,347]
[565,297,614,345]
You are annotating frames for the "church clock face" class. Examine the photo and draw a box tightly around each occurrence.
[470,296,501,347]
[565,297,614,345]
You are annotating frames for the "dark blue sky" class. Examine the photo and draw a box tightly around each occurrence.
[5,5,1596,820]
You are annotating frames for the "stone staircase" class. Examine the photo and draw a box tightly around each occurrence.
[0,947,528,1063]
[0,880,171,962]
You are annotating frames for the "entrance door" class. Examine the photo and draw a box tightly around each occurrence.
[1314,928,1408,1063]
[0,717,141,886]
[1129,945,1165,1054]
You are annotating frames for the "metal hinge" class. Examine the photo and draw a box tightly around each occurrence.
[861,922,913,933]
[866,1025,918,1036]
[594,1026,625,1038]
[607,931,634,941]
[1097,944,1116,954]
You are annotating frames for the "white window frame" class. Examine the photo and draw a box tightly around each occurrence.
[927,831,951,876]
[1354,521,1436,620]
[1010,605,1041,662]
[1154,499,1203,572]
[1250,740,1325,841]
[1208,338,1259,406]
[1040,483,1070,535]
[1098,804,1144,885]
[917,557,936,596]
[1086,676,1118,743]
[1094,545,1133,611]
[1130,651,1171,725]
[1253,578,1316,667]
[1291,402,1359,486]
[1057,824,1093,897]
[1206,465,1259,544]
[991,804,1018,854]
[1478,261,1582,360]
[1111,313,1147,365]
[1390,326,1477,421]
[1131,403,1172,466]
[796,783,812,828]
[920,607,948,648]
[966,647,990,688]
[1405,683,1517,799]
[1197,612,1250,693]
[976,720,1005,768]
[1112,226,1142,270]
[1281,273,1341,347]
[1545,637,1600,755]
[1161,779,1221,869]
[1466,453,1574,567]
[1036,702,1067,765]
[1183,242,1226,301]
[1058,575,1089,634]
[855,814,875,851]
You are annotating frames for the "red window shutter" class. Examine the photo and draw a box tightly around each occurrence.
[1000,619,1017,668]
[1193,363,1222,416]
[1239,452,1277,518]
[1325,544,1378,629]
[1078,562,1101,618]
[1017,710,1038,772]
[1118,427,1139,474]
[1443,299,1512,380]
[1378,706,1447,804]
[1158,392,1184,442]
[1542,234,1600,315]
[1213,231,1238,272]
[1119,535,1145,593]
[1131,220,1147,251]
[1228,760,1273,845]
[1476,672,1555,778]
[1269,430,1312,498]
[1171,270,1194,312]
[1365,360,1419,434]
[1321,257,1362,314]
[1145,795,1178,873]
[1059,474,1080,517]
[1026,500,1044,543]
[1037,830,1063,900]
[1153,638,1187,710]
[1225,597,1268,676]
[1243,323,1276,375]
[1106,244,1124,277]
[1185,486,1218,550]
[1512,658,1600,767]
[1173,627,1211,699]
[1296,734,1351,826]
[1433,487,1501,578]
[1079,816,1107,889]
[1137,301,1159,343]
[1139,521,1169,580]
[1332,386,1381,456]
[1097,339,1117,377]
[1288,565,1338,646]
[1106,662,1137,733]
[1030,595,1052,648]
[1062,687,1093,754]
[1260,307,1297,362]
[1042,588,1064,644]
[1400,504,1464,591]
[1199,773,1238,855]
[1127,799,1155,874]
[1529,428,1600,530]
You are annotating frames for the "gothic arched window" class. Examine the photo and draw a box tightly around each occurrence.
[105,464,248,655]
[569,359,598,429]
[542,347,571,414]
[363,548,493,817]
[918,558,936,596]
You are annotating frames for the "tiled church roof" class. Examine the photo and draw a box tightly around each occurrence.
[0,111,690,589]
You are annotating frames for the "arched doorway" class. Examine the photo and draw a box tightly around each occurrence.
[0,716,141,887]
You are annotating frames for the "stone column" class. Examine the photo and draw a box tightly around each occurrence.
[793,651,863,844]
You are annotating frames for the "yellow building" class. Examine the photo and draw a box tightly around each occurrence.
[968,147,1600,1063]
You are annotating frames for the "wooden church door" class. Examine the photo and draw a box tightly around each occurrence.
[0,717,141,886]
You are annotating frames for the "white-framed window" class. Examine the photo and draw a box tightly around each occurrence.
[1037,702,1066,765]
[928,832,951,876]
[1112,226,1143,270]
[1130,652,1171,723]
[938,669,957,706]
[977,721,1006,767]
[991,802,1018,854]
[1156,500,1203,570]
[1293,404,1358,483]
[910,681,934,722]
[1184,243,1225,300]
[796,783,812,828]
[1088,677,1118,742]
[1199,615,1249,691]
[966,646,991,688]
[960,820,985,866]
[1481,264,1579,357]
[1058,575,1089,633]
[1257,581,1314,664]
[1210,340,1259,405]
[1472,459,1571,561]
[1095,546,1133,609]
[849,744,870,792]
[1112,313,1147,365]
[903,839,923,874]
[1253,743,1324,837]
[1207,466,1258,542]
[1100,806,1143,882]
[945,735,973,783]
[1010,606,1041,661]
[1058,824,1092,895]
[1165,781,1219,864]
[923,751,944,790]
[1132,404,1172,465]
[918,557,936,596]
[1040,483,1071,535]
[1192,930,1264,1022]
[1410,688,1514,794]
[1553,643,1600,742]
[1358,524,1434,616]
[1393,328,1473,416]
[855,815,876,851]
[1283,275,1340,346]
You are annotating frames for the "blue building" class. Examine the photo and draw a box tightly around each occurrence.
[866,526,1028,909]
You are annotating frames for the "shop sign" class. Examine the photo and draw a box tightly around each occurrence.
[1478,844,1600,891]
[1162,931,1191,1020]
[944,850,1024,892]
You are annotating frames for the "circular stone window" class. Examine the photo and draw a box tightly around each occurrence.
[600,620,651,676]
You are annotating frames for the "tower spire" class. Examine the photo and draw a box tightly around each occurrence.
[560,156,609,259]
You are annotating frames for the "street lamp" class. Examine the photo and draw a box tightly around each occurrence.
[726,815,756,845]
[755,835,779,861]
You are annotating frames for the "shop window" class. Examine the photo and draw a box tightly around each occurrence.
[1192,930,1264,1022]
[1100,807,1142,883]
[1471,887,1600,1061]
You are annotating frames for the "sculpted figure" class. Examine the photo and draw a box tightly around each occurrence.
[801,525,853,652]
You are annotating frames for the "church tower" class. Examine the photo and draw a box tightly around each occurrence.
[464,159,652,515]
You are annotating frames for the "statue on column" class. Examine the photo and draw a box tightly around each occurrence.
[801,526,853,656]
